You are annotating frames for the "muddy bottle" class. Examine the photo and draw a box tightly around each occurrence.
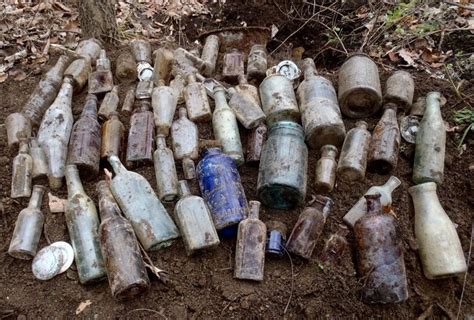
[130,39,152,65]
[286,196,333,259]
[11,140,33,199]
[21,55,70,126]
[354,194,408,304]
[234,201,266,281]
[367,103,400,174]
[5,112,31,150]
[173,47,206,77]
[153,135,179,202]
[89,49,114,95]
[213,86,244,165]
[76,38,102,61]
[67,94,101,176]
[29,138,48,181]
[121,88,135,116]
[174,180,220,255]
[319,227,349,267]
[201,35,220,77]
[266,220,287,258]
[98,86,120,122]
[259,74,300,125]
[247,44,267,82]
[171,107,199,179]
[65,165,106,284]
[258,121,308,209]
[385,70,414,110]
[8,185,45,259]
[228,75,266,129]
[337,121,371,182]
[297,58,346,149]
[101,112,125,161]
[315,145,338,194]
[152,80,177,136]
[184,74,212,122]
[222,49,245,83]
[170,74,185,104]
[408,182,467,279]
[197,148,249,230]
[153,48,174,85]
[126,100,155,168]
[97,180,150,300]
[115,51,137,83]
[64,56,92,93]
[338,53,382,118]
[37,77,74,189]
[246,123,267,166]
[136,80,154,100]
[343,176,401,227]
[108,155,180,250]
[413,92,445,185]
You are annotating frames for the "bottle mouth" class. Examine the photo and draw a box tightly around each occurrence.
[408,182,437,195]
[268,121,304,135]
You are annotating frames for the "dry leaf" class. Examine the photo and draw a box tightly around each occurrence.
[0,73,8,83]
[398,49,416,67]
[75,300,92,315]
[9,69,27,81]
[388,51,400,62]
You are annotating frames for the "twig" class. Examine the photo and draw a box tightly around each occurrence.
[456,223,473,319]
[282,245,295,315]
[126,308,168,319]
[441,0,474,10]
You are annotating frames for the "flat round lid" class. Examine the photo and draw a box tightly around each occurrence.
[50,241,75,273]
[32,246,65,281]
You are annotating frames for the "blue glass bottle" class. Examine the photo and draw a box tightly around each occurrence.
[197,148,248,232]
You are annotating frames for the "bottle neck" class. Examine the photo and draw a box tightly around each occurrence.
[382,176,401,193]
[302,58,317,79]
[156,135,167,149]
[65,165,85,196]
[312,196,333,218]
[18,141,29,154]
[47,55,70,78]
[321,145,337,159]
[365,193,382,215]
[248,201,261,219]
[96,180,120,221]
[178,180,192,198]
[355,121,368,131]
[214,88,227,109]
[108,155,127,176]
[81,95,98,118]
[28,185,45,209]
[178,107,188,119]
[425,92,441,117]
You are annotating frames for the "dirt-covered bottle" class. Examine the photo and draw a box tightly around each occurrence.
[337,121,371,181]
[5,113,31,151]
[200,35,220,77]
[89,49,114,95]
[8,185,45,259]
[247,44,267,82]
[314,145,338,193]
[65,165,106,284]
[228,75,266,129]
[385,70,414,110]
[222,49,244,83]
[11,140,33,199]
[126,99,155,168]
[98,85,119,122]
[152,80,177,136]
[153,48,173,85]
[184,74,212,122]
[246,123,267,166]
[153,135,179,202]
[171,107,199,179]
[101,112,125,162]
[97,180,150,300]
[29,138,48,182]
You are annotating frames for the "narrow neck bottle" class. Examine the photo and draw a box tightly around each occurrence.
[96,180,120,221]
[302,58,317,79]
[312,195,333,219]
[424,92,441,119]
[186,74,196,85]
[381,176,401,193]
[18,141,29,154]
[46,55,70,83]
[28,185,45,210]
[156,135,167,149]
[81,94,98,118]
[178,107,188,120]
[248,201,261,220]
[108,155,127,176]
[355,120,368,131]
[56,77,74,104]
[65,165,85,198]
[178,180,192,199]
[214,87,227,110]
[96,50,110,71]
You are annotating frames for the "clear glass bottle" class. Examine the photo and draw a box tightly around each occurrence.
[152,80,177,136]
[200,35,219,77]
[222,49,244,83]
[8,185,46,259]
[385,70,414,110]
[234,201,266,281]
[88,49,114,95]
[171,107,199,179]
[319,227,349,267]
[108,155,180,250]
[116,51,137,83]
[121,88,135,116]
[174,180,220,255]
[413,92,446,184]
[314,145,338,193]
[98,85,119,122]
[184,74,212,122]
[101,112,125,162]
[65,165,106,284]
[11,140,33,199]
[337,121,371,182]
[153,135,179,202]
[126,99,155,168]
[213,86,244,165]
[247,44,267,82]
[64,56,92,92]
[153,48,173,86]
[29,138,48,182]
[408,182,467,279]
[228,75,266,129]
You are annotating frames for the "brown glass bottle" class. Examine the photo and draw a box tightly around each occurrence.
[67,94,101,177]
[319,227,349,267]
[286,196,333,259]
[97,180,150,300]
[126,100,155,168]
[354,193,408,304]
[101,112,125,162]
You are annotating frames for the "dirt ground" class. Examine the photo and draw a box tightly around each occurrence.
[1,1,473,319]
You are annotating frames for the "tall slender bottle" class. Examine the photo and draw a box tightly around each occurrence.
[152,80,177,136]
[67,94,101,176]
[65,165,106,284]
[29,138,48,182]
[286,196,333,259]
[11,140,33,199]
[174,180,220,255]
[337,121,371,181]
[97,180,150,300]
[234,201,267,281]
[213,86,244,165]
[126,99,155,168]
[101,112,125,162]
[171,107,199,179]
[408,182,467,279]
[153,135,179,202]
[37,77,74,190]
[354,194,408,304]
[8,185,45,259]
[108,155,180,250]
[413,92,446,184]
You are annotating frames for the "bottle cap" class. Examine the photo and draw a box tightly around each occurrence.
[50,241,74,273]
[276,60,301,80]
[32,246,65,280]
[400,115,420,144]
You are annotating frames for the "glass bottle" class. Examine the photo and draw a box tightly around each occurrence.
[228,75,266,129]
[314,144,338,193]
[153,135,179,202]
[234,201,267,281]
[37,77,74,190]
[343,176,401,227]
[265,220,287,258]
[213,86,244,165]
[246,123,267,166]
[183,74,212,122]
[130,39,152,64]
[171,107,199,179]
[97,180,150,300]
[413,92,446,185]
[247,44,267,82]
[152,80,177,136]
[121,88,135,116]
[101,112,125,162]
[115,51,137,83]
[170,74,185,104]
[408,182,467,279]
[286,195,333,259]
[29,138,48,182]
[337,121,371,181]
[174,180,220,255]
[88,49,114,95]
[257,121,308,209]
[11,140,33,199]
[108,155,180,250]
[153,48,173,86]
[385,70,414,110]
[64,165,106,284]
[8,185,45,259]
[319,227,349,267]
[354,193,408,304]
[200,35,219,77]
[197,148,248,230]
[64,56,92,93]
[126,99,155,168]
[222,49,244,83]
[5,113,31,150]
[67,94,101,177]
[98,85,119,122]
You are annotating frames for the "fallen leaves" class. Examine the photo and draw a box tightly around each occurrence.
[75,300,92,315]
